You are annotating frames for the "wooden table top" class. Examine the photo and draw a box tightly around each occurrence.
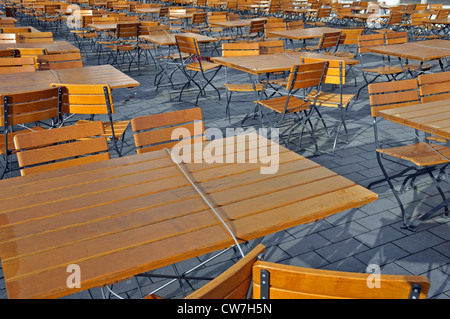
[377,99,450,140]
[0,133,377,298]
[0,40,79,54]
[367,40,450,62]
[210,18,266,28]
[140,32,217,46]
[268,27,342,41]
[0,65,139,95]
[212,52,358,75]
[88,21,139,31]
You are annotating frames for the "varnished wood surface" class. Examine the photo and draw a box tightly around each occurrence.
[0,65,140,94]
[367,39,450,62]
[140,32,217,46]
[0,133,376,298]
[212,52,358,75]
[269,27,341,40]
[0,41,79,54]
[377,98,450,140]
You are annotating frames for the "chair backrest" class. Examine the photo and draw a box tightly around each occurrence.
[316,7,331,19]
[139,20,159,35]
[286,61,327,92]
[1,27,32,34]
[429,4,442,11]
[248,19,266,35]
[208,13,228,26]
[116,23,139,39]
[414,3,427,10]
[384,31,408,45]
[0,33,17,43]
[264,21,287,38]
[418,71,450,103]
[185,244,266,299]
[258,39,284,54]
[358,33,385,54]
[16,48,48,57]
[158,7,169,18]
[339,28,363,45]
[252,261,430,299]
[92,16,118,24]
[302,57,346,85]
[37,52,84,70]
[131,108,205,154]
[18,31,53,43]
[147,24,170,35]
[1,87,61,155]
[50,83,114,116]
[14,121,110,176]
[0,49,17,57]
[368,79,420,118]
[222,42,260,56]
[191,11,207,24]
[318,31,341,51]
[387,12,404,26]
[287,20,304,29]
[0,56,36,73]
[437,9,450,19]
[175,34,200,56]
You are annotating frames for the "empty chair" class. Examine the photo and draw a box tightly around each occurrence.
[17,31,54,43]
[131,108,204,154]
[51,83,131,157]
[14,121,110,176]
[374,12,404,33]
[303,31,341,55]
[263,21,287,39]
[0,87,62,179]
[0,33,17,43]
[221,42,264,123]
[368,79,450,229]
[36,52,84,70]
[325,28,363,58]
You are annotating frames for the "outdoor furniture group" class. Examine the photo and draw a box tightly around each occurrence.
[0,0,449,300]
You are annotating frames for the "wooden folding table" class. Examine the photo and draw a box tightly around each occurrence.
[0,133,377,298]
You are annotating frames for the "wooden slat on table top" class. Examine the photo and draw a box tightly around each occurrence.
[0,133,376,298]
[367,40,450,61]
[377,99,450,140]
[0,41,79,54]
[268,27,341,40]
[0,65,139,95]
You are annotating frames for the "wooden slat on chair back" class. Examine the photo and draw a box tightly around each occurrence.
[222,42,260,56]
[139,21,159,35]
[37,52,84,70]
[14,121,110,176]
[286,61,327,91]
[18,31,53,43]
[302,57,345,85]
[0,87,60,127]
[368,79,420,117]
[384,31,408,45]
[358,33,385,54]
[116,23,139,38]
[185,244,266,299]
[191,11,207,24]
[418,71,450,103]
[0,33,17,43]
[249,19,265,34]
[0,56,36,74]
[259,40,284,54]
[319,31,341,50]
[175,34,199,55]
[264,21,287,38]
[147,24,170,35]
[51,83,114,115]
[339,28,363,45]
[0,27,32,34]
[252,261,430,299]
[131,108,205,154]
[0,49,16,57]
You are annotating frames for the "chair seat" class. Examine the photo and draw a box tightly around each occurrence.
[363,65,404,75]
[75,32,99,39]
[255,95,312,114]
[76,120,130,140]
[186,61,221,72]
[324,51,355,58]
[105,43,136,51]
[307,90,355,108]
[224,83,265,92]
[0,127,46,155]
[377,142,450,167]
[138,43,158,50]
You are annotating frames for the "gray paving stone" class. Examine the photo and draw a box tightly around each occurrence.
[354,243,410,267]
[315,238,370,263]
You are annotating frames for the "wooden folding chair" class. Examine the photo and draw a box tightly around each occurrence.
[302,31,341,56]
[103,23,140,73]
[174,34,222,105]
[17,31,54,43]
[36,52,84,70]
[325,28,363,59]
[14,121,110,176]
[356,33,404,99]
[51,83,131,157]
[0,87,62,179]
[222,42,264,124]
[374,12,405,33]
[253,61,327,153]
[303,57,355,155]
[368,79,450,229]
[0,33,17,43]
[263,21,287,39]
[131,108,205,154]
